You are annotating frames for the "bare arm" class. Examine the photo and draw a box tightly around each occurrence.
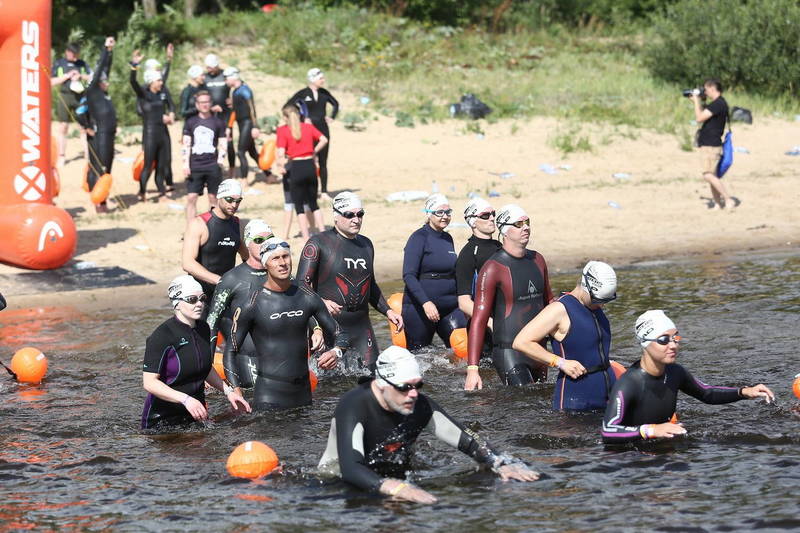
[181,219,221,285]
[512,301,586,379]
[143,371,208,421]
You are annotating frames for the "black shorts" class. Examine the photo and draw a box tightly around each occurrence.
[56,91,80,122]
[187,166,222,195]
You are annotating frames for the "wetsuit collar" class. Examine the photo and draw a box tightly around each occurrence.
[209,206,232,221]
[502,243,527,259]
[334,226,357,240]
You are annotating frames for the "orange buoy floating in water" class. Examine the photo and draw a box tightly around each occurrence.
[309,369,318,392]
[258,139,276,171]
[386,293,406,348]
[226,441,279,479]
[449,328,468,359]
[213,352,226,380]
[89,173,112,204]
[610,360,626,379]
[793,374,800,399]
[10,347,48,384]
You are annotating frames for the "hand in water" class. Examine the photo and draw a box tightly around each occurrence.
[464,369,483,391]
[226,390,251,413]
[381,479,437,504]
[317,349,339,370]
[182,396,208,421]
[497,463,540,482]
[742,384,775,404]
[652,422,687,438]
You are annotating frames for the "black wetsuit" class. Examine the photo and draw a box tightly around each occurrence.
[231,83,259,179]
[601,361,744,444]
[296,229,390,371]
[179,83,206,119]
[206,262,265,389]
[285,87,339,193]
[468,248,553,385]
[130,64,175,196]
[203,70,235,169]
[226,283,347,409]
[318,380,505,491]
[75,48,116,199]
[196,208,242,303]
[455,235,502,357]
[141,317,212,430]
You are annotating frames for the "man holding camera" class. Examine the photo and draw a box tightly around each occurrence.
[690,79,733,210]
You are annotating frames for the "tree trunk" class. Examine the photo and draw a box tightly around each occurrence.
[142,0,157,19]
[185,0,198,18]
[491,0,513,33]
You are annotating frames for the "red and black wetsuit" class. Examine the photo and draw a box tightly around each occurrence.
[196,208,241,309]
[296,229,390,372]
[467,248,553,385]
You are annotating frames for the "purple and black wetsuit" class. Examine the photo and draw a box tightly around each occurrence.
[601,360,744,444]
[141,317,212,430]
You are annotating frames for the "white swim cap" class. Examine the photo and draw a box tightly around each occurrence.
[496,204,528,235]
[187,65,203,79]
[424,193,449,214]
[244,219,273,244]
[205,53,220,68]
[144,58,162,71]
[375,346,422,388]
[307,68,323,82]
[463,197,493,227]
[635,310,677,348]
[168,275,203,308]
[217,179,242,198]
[580,261,617,303]
[259,237,290,265]
[69,79,85,93]
[223,66,239,79]
[333,191,362,213]
[143,70,162,84]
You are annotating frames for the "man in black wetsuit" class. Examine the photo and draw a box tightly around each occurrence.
[75,37,117,214]
[203,54,235,174]
[182,90,227,221]
[51,42,92,167]
[285,68,339,200]
[226,237,347,409]
[182,179,248,316]
[224,67,260,187]
[318,346,539,503]
[456,196,501,327]
[296,191,403,372]
[601,310,774,444]
[465,204,554,390]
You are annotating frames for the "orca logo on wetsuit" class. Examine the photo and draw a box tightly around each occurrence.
[344,258,367,269]
[269,310,304,319]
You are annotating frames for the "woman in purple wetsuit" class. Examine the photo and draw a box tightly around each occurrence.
[401,194,467,350]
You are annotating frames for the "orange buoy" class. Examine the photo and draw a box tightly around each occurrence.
[669,413,679,424]
[449,328,468,359]
[309,369,318,392]
[0,203,77,270]
[89,173,112,204]
[82,164,89,192]
[793,374,800,399]
[386,292,406,348]
[258,139,276,171]
[610,360,626,379]
[132,152,154,181]
[226,441,279,479]
[10,347,48,384]
[213,352,226,380]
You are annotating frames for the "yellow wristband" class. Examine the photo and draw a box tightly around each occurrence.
[390,482,407,496]
[467,365,479,370]
[313,326,322,331]
[549,354,559,368]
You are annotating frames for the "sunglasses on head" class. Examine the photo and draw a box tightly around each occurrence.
[500,219,530,229]
[251,235,272,245]
[377,370,424,393]
[428,209,453,217]
[335,209,365,219]
[179,294,207,305]
[645,334,682,345]
[222,196,243,204]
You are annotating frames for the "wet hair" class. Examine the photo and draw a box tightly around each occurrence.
[282,105,302,141]
[704,78,723,93]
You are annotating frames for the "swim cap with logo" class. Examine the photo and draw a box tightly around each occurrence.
[424,194,449,214]
[259,237,290,265]
[217,179,242,198]
[143,70,162,84]
[205,53,220,68]
[168,275,204,308]
[187,65,203,79]
[580,261,617,303]
[223,66,239,79]
[307,68,324,83]
[375,346,422,388]
[463,197,493,227]
[495,204,528,235]
[635,310,677,348]
[244,219,273,244]
[332,191,362,213]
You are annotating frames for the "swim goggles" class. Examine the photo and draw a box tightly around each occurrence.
[179,294,207,304]
[498,219,530,229]
[471,210,496,220]
[376,368,424,392]
[261,241,290,254]
[643,334,682,345]
[334,208,365,219]
[251,236,270,245]
[426,209,453,217]
[222,196,243,204]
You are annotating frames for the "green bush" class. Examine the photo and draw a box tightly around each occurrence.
[643,0,800,96]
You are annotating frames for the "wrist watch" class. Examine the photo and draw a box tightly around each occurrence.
[333,347,343,360]
[223,383,234,395]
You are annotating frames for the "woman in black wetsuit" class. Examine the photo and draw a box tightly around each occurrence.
[141,275,250,430]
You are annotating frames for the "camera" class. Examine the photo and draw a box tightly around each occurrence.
[682,87,706,98]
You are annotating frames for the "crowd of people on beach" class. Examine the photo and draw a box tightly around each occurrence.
[48,38,774,504]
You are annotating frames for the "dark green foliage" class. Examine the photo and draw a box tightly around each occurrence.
[643,0,800,96]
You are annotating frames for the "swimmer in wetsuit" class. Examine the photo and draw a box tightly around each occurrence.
[141,275,250,430]
[601,310,775,444]
[318,346,540,504]
[225,238,347,409]
[514,261,619,411]
[296,192,404,372]
[401,194,466,349]
[456,197,501,324]
[182,179,248,316]
[179,65,207,120]
[465,204,554,390]
[224,67,260,187]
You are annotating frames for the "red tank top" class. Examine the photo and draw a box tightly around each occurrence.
[276,123,323,159]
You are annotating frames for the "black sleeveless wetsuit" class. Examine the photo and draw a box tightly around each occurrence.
[130,64,174,196]
[601,361,744,444]
[455,235,502,357]
[141,317,212,430]
[318,380,505,492]
[226,283,347,409]
[197,208,241,304]
[231,83,259,179]
[206,262,264,388]
[467,248,553,385]
[296,229,390,371]
[203,70,235,168]
[285,87,339,193]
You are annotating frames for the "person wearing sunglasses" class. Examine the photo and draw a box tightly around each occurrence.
[141,275,251,430]
[297,191,402,372]
[182,179,248,317]
[400,194,467,350]
[513,261,619,411]
[225,237,347,409]
[465,204,554,390]
[318,346,540,504]
[601,310,775,444]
